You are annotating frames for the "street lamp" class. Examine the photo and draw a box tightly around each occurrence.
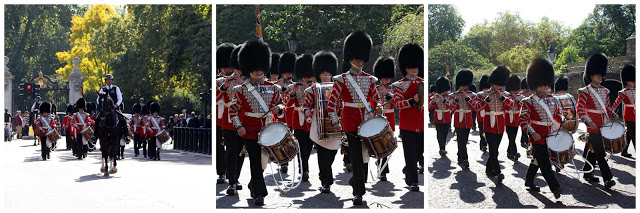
[287,32,299,53]
[547,45,557,65]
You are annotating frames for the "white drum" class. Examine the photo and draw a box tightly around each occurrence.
[601,121,627,154]
[357,116,396,159]
[258,122,298,165]
[546,130,574,165]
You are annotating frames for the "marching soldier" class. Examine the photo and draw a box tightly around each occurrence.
[612,64,635,158]
[505,74,524,160]
[71,98,94,160]
[229,39,286,206]
[477,66,515,183]
[430,77,451,156]
[216,43,235,184]
[327,31,383,205]
[392,43,424,190]
[520,58,563,198]
[476,75,490,151]
[448,69,477,168]
[145,102,165,161]
[34,102,57,160]
[372,56,396,181]
[129,103,144,157]
[520,78,533,148]
[428,85,436,127]
[269,53,281,83]
[578,53,617,188]
[286,53,315,181]
[278,51,296,173]
[303,51,340,193]
[63,104,74,151]
[469,83,478,131]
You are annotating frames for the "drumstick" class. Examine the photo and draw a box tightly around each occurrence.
[259,100,283,119]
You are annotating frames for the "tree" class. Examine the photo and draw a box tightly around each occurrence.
[428,4,464,49]
[529,17,570,57]
[382,11,424,56]
[428,40,492,84]
[554,44,582,70]
[490,11,533,65]
[496,45,537,73]
[461,21,494,64]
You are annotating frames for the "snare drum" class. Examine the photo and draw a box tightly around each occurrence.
[156,130,171,144]
[601,121,627,154]
[555,94,578,133]
[46,130,61,143]
[546,130,574,165]
[81,127,94,140]
[258,122,299,165]
[357,116,397,159]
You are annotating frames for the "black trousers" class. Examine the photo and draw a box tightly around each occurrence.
[134,134,146,156]
[435,123,450,151]
[65,131,72,150]
[624,121,635,154]
[478,122,487,148]
[245,139,268,198]
[41,136,50,159]
[223,129,245,185]
[417,130,424,167]
[429,109,434,123]
[295,129,313,174]
[471,111,477,129]
[525,143,560,191]
[520,127,529,144]
[119,144,125,158]
[401,130,421,185]
[505,126,519,156]
[343,144,352,165]
[317,145,338,186]
[455,128,471,161]
[74,134,87,157]
[148,137,157,158]
[216,126,226,176]
[582,133,613,181]
[485,132,503,175]
[346,132,368,196]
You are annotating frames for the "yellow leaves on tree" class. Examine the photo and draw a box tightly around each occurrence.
[55,5,118,94]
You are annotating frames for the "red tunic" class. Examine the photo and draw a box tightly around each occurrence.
[285,84,311,131]
[216,75,245,131]
[144,115,166,136]
[447,90,478,129]
[476,88,515,134]
[519,94,563,145]
[62,115,72,132]
[428,93,451,124]
[475,89,490,123]
[129,114,144,136]
[577,84,614,133]
[379,84,396,131]
[34,114,59,137]
[504,93,525,127]
[229,81,285,140]
[70,112,94,136]
[612,87,635,122]
[391,76,423,132]
[327,70,381,133]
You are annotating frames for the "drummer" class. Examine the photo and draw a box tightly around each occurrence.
[373,56,396,181]
[277,51,296,173]
[71,98,94,160]
[303,51,340,193]
[577,53,618,188]
[229,39,285,206]
[612,64,635,158]
[519,58,564,198]
[327,31,383,205]
[34,102,57,160]
[286,53,315,182]
[505,74,524,161]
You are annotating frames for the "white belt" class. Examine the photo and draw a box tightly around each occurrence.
[295,107,305,126]
[479,109,485,118]
[244,112,267,118]
[587,109,605,114]
[216,100,225,119]
[435,109,447,120]
[456,109,471,123]
[383,109,394,114]
[623,104,635,108]
[344,102,366,108]
[505,110,516,123]
[531,120,552,126]
[489,111,504,128]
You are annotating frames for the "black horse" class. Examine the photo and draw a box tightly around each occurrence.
[95,92,128,176]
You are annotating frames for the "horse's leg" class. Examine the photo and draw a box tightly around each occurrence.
[100,157,106,173]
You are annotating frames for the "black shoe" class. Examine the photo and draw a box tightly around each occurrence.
[461,160,469,168]
[486,171,496,176]
[217,175,226,184]
[254,196,264,206]
[226,185,237,195]
[281,165,288,173]
[157,156,160,161]
[552,188,562,199]
[419,165,424,174]
[555,166,561,172]
[352,195,363,205]
[302,173,309,182]
[135,154,139,157]
[380,173,387,181]
[439,150,447,155]
[507,154,515,160]
[409,183,420,191]
[480,146,487,152]
[144,155,147,158]
[320,185,331,193]
[497,174,504,183]
[236,184,243,190]
[345,163,353,172]
[584,174,600,183]
[605,180,616,189]
[621,152,632,158]
[514,153,521,160]
[525,182,540,192]
[47,154,50,159]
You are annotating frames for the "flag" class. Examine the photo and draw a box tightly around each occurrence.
[255,5,263,39]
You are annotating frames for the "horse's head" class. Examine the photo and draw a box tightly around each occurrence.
[96,91,114,112]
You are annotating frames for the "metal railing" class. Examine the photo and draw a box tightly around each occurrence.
[171,127,212,154]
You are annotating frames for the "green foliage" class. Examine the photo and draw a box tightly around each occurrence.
[382,11,424,56]
[428,4,464,49]
[490,12,534,65]
[554,45,582,69]
[428,40,492,85]
[497,45,537,73]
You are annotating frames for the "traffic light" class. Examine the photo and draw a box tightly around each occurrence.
[25,83,34,99]
[33,83,41,97]
[18,83,26,98]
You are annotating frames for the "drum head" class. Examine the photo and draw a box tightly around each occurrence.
[547,131,573,151]
[258,122,288,146]
[358,117,387,137]
[601,122,625,139]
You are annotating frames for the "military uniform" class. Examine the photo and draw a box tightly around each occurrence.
[447,69,477,166]
[612,64,635,157]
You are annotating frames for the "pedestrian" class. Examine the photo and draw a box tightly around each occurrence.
[5,108,12,142]
[14,111,23,139]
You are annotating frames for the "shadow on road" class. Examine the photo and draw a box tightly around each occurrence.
[450,170,486,204]
[429,156,454,179]
[74,173,121,182]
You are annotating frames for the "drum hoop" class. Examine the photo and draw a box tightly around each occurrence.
[258,121,289,147]
[357,116,389,138]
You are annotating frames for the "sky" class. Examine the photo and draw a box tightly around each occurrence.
[455,1,597,36]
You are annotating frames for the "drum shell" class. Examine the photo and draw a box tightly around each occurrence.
[258,122,299,165]
[546,130,574,165]
[357,116,397,159]
[601,121,627,154]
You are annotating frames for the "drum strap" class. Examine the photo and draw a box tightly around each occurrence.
[533,95,560,131]
[151,117,162,136]
[77,113,87,132]
[345,74,372,112]
[588,85,609,119]
[39,117,52,133]
[216,99,225,119]
[245,82,270,113]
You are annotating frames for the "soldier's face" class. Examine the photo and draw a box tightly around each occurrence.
[380,78,391,85]
[459,86,468,91]
[591,74,602,84]
[350,59,364,71]
[282,73,294,80]
[319,72,332,82]
[406,67,419,77]
[222,68,234,75]
[250,70,264,81]
[536,85,549,95]
[627,81,635,87]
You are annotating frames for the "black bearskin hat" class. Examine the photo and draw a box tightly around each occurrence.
[621,64,635,84]
[85,102,95,114]
[216,43,236,69]
[294,53,314,80]
[133,103,141,114]
[479,75,490,90]
[521,78,528,90]
[343,31,372,63]
[76,98,86,109]
[397,43,424,77]
[143,100,154,115]
[429,85,436,93]
[526,58,555,90]
[488,66,510,86]
[506,74,521,92]
[51,104,57,113]
[436,77,451,94]
[583,53,608,85]
[469,83,477,93]
[39,102,51,114]
[149,102,161,114]
[373,56,396,79]
[313,51,338,81]
[239,40,271,77]
[229,44,242,70]
[555,75,569,92]
[455,68,473,88]
[279,51,297,75]
[269,53,281,77]
[66,104,74,113]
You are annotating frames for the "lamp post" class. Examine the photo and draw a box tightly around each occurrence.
[547,45,557,65]
[287,32,299,53]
